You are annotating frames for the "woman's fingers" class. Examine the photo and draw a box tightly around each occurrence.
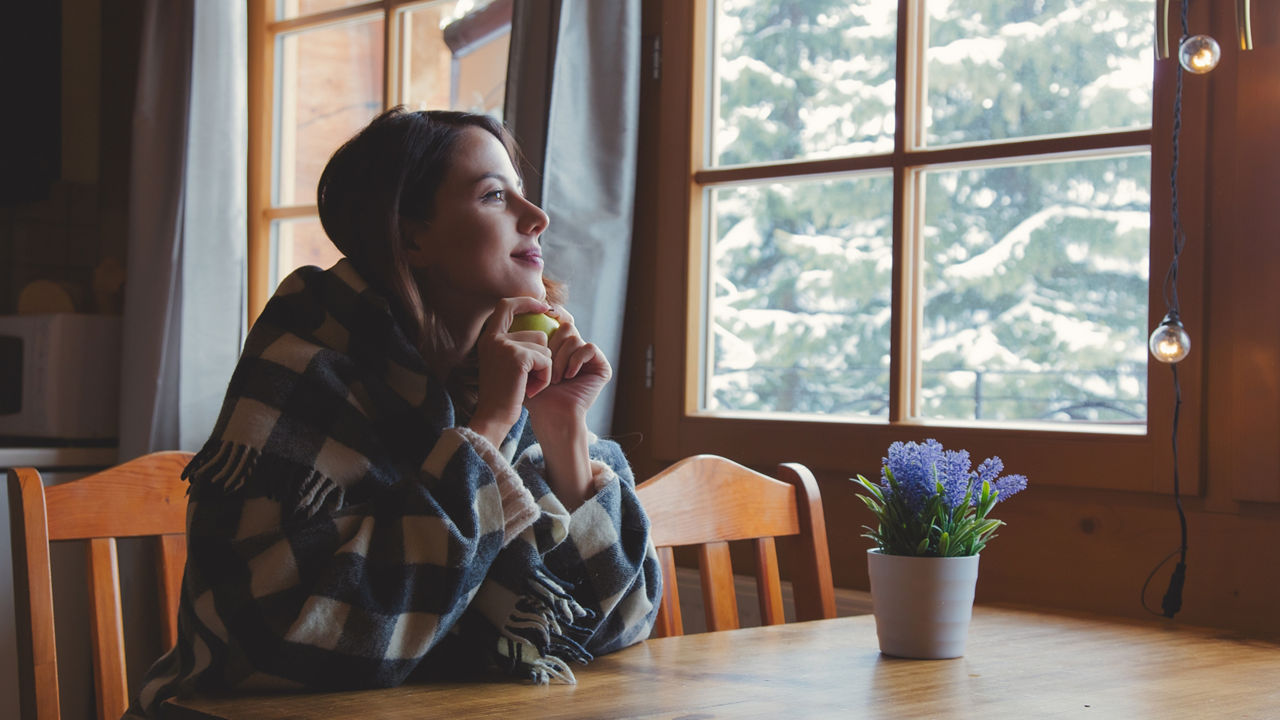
[484,300,606,392]
[545,306,580,383]
[474,298,556,432]
[522,342,553,397]
[486,296,553,338]
[565,342,610,382]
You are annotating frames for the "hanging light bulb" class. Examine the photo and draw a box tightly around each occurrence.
[1149,311,1191,363]
[1178,34,1221,73]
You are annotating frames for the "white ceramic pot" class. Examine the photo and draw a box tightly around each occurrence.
[866,548,980,659]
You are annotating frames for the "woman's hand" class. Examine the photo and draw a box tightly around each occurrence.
[469,297,555,448]
[524,305,612,425]
[524,306,611,509]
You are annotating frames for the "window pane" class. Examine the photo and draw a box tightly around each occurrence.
[711,0,896,167]
[705,176,893,416]
[924,0,1153,147]
[919,153,1150,423]
[402,0,510,116]
[277,17,384,206]
[273,217,345,289]
[278,0,371,21]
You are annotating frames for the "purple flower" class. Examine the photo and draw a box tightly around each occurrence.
[976,456,1004,485]
[976,455,1027,503]
[992,472,1028,502]
[881,439,943,514]
[881,439,1026,512]
[938,447,972,508]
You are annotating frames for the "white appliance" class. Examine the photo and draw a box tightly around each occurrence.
[0,314,121,439]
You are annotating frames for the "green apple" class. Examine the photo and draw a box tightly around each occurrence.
[509,312,560,340]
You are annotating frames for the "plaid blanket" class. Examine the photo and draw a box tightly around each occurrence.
[128,261,660,716]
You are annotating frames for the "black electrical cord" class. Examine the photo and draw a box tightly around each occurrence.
[1142,0,1190,620]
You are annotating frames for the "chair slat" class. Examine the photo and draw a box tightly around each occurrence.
[87,537,130,720]
[698,541,739,632]
[754,537,786,626]
[158,534,187,649]
[8,467,61,720]
[652,546,683,638]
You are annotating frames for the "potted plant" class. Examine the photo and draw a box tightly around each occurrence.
[852,438,1027,659]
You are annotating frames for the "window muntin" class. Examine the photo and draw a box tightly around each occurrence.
[697,0,1154,430]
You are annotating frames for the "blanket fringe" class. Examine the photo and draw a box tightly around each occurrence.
[492,567,596,684]
[183,440,344,517]
[498,637,580,684]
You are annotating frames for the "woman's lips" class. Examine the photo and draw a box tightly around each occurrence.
[512,250,544,267]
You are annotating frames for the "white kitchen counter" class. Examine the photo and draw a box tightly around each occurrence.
[0,444,118,469]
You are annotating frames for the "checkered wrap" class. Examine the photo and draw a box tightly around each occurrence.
[127,261,660,716]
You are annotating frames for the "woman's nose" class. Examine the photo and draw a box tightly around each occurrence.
[520,198,550,237]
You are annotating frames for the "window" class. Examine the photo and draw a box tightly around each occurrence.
[643,0,1203,490]
[247,0,513,319]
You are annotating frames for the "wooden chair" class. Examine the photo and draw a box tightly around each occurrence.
[635,455,837,637]
[7,450,193,720]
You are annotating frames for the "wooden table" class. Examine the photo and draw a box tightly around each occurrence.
[162,605,1280,719]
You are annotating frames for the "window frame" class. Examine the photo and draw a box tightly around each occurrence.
[643,0,1208,493]
[246,0,512,322]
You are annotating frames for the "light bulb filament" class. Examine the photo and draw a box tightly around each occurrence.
[1179,34,1221,74]
[1149,312,1191,364]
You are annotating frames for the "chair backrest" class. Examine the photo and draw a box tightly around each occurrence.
[7,450,193,720]
[635,455,836,637]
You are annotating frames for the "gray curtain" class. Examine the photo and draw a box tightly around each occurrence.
[116,0,246,697]
[119,0,246,461]
[506,0,642,435]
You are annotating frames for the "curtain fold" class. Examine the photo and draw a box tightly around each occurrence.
[119,0,246,461]
[118,0,191,461]
[116,0,248,695]
[506,0,642,435]
[179,1,248,450]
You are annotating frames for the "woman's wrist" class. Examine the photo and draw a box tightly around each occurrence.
[467,412,511,450]
[531,411,593,510]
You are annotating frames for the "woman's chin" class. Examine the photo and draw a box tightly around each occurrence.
[514,280,547,300]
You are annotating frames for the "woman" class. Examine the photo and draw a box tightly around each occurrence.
[128,108,660,716]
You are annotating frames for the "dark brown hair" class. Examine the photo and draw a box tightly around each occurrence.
[316,107,564,360]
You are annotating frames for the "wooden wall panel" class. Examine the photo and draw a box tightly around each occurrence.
[1208,3,1280,504]
[811,472,1280,636]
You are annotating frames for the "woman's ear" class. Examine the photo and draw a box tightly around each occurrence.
[401,219,430,263]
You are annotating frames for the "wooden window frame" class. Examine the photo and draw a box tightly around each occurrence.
[642,0,1208,493]
[246,0,511,323]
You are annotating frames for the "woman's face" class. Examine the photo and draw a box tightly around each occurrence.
[407,126,550,318]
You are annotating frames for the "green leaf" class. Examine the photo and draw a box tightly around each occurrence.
[853,474,884,502]
[855,494,884,515]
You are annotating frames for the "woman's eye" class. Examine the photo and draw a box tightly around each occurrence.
[483,189,505,203]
